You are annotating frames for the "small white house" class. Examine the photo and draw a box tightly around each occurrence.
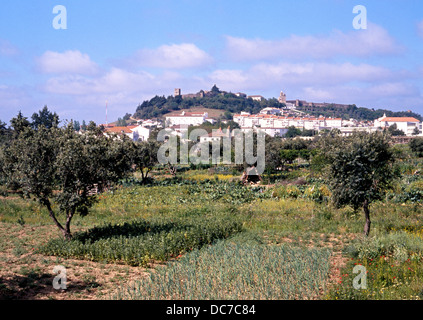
[104,125,151,142]
[130,125,151,142]
[374,114,421,136]
[248,95,265,102]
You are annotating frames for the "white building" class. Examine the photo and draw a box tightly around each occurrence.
[259,128,289,138]
[338,126,382,136]
[374,114,422,136]
[232,113,346,136]
[137,119,162,128]
[165,111,209,127]
[248,95,265,102]
[324,118,343,128]
[130,125,151,141]
[260,107,282,115]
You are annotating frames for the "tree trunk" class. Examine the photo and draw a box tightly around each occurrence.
[363,199,371,237]
[44,199,74,240]
[44,199,66,235]
[64,209,75,240]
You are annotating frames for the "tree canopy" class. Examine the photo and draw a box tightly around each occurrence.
[2,116,134,239]
[31,105,59,130]
[320,131,397,236]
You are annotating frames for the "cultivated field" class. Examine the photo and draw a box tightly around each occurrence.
[1,159,423,300]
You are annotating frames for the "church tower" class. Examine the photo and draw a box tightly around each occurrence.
[278,91,287,104]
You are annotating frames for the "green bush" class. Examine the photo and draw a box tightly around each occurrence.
[345,231,423,261]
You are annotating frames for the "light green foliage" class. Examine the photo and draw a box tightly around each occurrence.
[347,230,423,261]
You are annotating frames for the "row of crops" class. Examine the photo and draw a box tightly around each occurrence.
[38,215,243,266]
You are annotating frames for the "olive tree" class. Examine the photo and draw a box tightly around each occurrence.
[3,121,133,239]
[322,131,397,236]
[131,140,161,184]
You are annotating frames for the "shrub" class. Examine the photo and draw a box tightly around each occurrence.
[345,230,423,261]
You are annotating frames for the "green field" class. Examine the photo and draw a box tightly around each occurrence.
[1,138,423,300]
[0,157,422,300]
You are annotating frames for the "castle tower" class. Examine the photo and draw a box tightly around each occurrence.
[278,91,287,104]
[174,88,181,97]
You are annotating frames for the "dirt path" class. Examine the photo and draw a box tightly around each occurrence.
[0,223,150,300]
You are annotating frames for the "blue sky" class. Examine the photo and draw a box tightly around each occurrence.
[1,0,423,124]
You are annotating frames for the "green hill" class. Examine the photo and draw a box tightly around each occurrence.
[133,86,281,120]
[132,85,422,122]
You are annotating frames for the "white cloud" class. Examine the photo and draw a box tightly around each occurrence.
[297,82,421,108]
[37,50,99,75]
[43,68,157,95]
[208,62,395,91]
[130,43,213,69]
[225,23,401,61]
[40,67,193,123]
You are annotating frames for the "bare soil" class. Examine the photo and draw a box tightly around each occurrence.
[0,223,149,300]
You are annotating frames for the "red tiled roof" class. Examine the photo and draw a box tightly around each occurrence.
[105,126,133,134]
[380,117,420,123]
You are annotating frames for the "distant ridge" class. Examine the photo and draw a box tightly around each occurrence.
[132,86,422,122]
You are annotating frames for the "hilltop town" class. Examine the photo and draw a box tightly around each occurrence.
[102,86,423,143]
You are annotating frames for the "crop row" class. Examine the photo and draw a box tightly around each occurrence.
[38,215,243,266]
[116,241,332,300]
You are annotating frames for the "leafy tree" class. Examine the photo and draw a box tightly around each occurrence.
[264,136,283,174]
[412,127,420,136]
[409,137,423,157]
[87,120,98,132]
[132,140,161,184]
[31,106,59,130]
[285,126,302,138]
[81,120,87,131]
[280,149,299,166]
[10,111,31,137]
[0,120,12,145]
[116,117,127,127]
[2,120,134,239]
[73,120,81,132]
[322,131,397,236]
[387,123,405,136]
[211,84,220,95]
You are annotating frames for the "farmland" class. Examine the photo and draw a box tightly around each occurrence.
[1,146,423,300]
